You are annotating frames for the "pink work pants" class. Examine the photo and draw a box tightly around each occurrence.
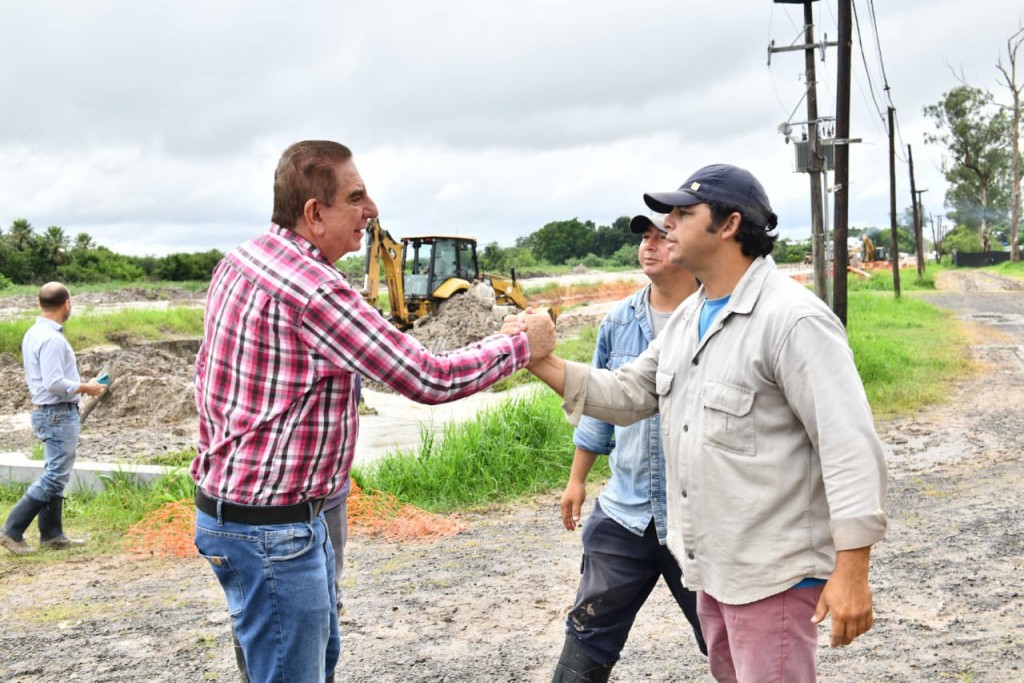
[697,586,823,683]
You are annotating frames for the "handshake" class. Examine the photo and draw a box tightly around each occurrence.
[501,309,557,366]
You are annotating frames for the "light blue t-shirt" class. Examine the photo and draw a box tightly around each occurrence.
[698,295,731,340]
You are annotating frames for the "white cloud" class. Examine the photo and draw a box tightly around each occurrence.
[1,0,1021,256]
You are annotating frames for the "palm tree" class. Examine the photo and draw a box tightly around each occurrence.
[9,218,34,250]
[41,225,71,266]
[73,232,96,251]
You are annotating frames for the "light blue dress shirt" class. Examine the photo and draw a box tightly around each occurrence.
[22,317,81,405]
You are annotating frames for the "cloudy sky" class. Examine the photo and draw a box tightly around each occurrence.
[1,0,1021,257]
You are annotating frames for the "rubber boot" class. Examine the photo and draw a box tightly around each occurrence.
[552,634,614,683]
[1,494,47,555]
[38,496,85,549]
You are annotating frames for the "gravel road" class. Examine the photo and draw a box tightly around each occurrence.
[1,271,1022,682]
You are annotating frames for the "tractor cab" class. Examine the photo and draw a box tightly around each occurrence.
[402,236,479,300]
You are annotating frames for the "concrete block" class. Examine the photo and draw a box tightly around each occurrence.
[0,451,175,494]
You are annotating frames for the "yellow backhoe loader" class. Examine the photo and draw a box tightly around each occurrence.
[360,217,552,330]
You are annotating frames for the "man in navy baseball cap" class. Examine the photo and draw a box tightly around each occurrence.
[523,161,888,682]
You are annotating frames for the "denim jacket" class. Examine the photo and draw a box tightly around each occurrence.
[572,285,669,542]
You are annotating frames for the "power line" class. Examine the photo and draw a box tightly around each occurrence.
[866,0,893,105]
[851,0,887,128]
[865,0,909,158]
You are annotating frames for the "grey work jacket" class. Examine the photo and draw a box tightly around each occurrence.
[561,256,888,605]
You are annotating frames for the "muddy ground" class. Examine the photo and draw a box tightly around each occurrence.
[1,270,1023,682]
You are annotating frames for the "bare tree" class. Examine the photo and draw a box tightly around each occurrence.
[997,25,1024,262]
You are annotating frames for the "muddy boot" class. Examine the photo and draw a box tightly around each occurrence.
[552,634,614,683]
[1,493,47,555]
[38,496,85,549]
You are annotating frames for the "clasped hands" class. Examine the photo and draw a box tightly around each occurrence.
[501,309,556,365]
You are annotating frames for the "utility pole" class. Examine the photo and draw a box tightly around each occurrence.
[931,213,945,263]
[803,1,827,302]
[888,106,901,298]
[914,188,928,275]
[832,0,852,325]
[770,0,837,304]
[907,144,925,278]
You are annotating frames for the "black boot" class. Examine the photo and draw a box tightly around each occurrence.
[0,494,47,555]
[552,634,614,683]
[38,496,85,549]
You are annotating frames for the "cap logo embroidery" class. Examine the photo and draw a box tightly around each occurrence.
[690,182,701,191]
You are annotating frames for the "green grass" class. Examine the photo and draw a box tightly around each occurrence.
[0,467,195,558]
[986,259,1024,280]
[144,447,197,468]
[0,307,204,360]
[352,389,610,513]
[847,266,939,292]
[0,280,209,298]
[847,291,969,418]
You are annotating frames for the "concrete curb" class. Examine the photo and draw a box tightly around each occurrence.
[0,451,176,494]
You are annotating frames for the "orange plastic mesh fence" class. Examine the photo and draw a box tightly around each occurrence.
[125,498,198,558]
[125,478,466,558]
[346,478,468,541]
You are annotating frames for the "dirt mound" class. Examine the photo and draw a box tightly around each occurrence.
[406,294,504,353]
[77,340,199,429]
[0,339,200,461]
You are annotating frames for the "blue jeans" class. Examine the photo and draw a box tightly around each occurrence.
[26,403,81,502]
[194,508,339,683]
[567,501,706,663]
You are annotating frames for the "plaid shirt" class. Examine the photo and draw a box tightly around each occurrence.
[192,225,530,506]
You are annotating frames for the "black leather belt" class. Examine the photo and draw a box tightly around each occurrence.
[32,402,78,411]
[194,488,325,525]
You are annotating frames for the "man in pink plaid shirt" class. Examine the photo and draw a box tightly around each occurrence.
[191,140,556,683]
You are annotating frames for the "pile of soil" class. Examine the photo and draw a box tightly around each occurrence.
[406,293,505,353]
[0,340,201,461]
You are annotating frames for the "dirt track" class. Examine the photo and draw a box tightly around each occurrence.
[1,270,1023,682]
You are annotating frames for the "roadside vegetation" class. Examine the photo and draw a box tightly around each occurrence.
[847,266,939,292]
[988,259,1024,280]
[0,465,195,562]
[351,391,598,514]
[0,308,204,361]
[0,277,971,558]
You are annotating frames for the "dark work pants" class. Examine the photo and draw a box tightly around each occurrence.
[566,500,707,664]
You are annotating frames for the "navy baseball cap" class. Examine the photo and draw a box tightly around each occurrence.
[643,164,779,230]
[628,213,668,234]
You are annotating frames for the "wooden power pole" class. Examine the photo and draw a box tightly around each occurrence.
[769,0,835,303]
[802,1,828,302]
[888,106,901,298]
[832,0,852,325]
[907,145,926,279]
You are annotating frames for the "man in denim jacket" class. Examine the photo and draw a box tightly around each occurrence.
[552,214,705,682]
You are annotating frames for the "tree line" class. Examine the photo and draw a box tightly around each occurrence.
[0,218,223,289]
[2,210,931,291]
